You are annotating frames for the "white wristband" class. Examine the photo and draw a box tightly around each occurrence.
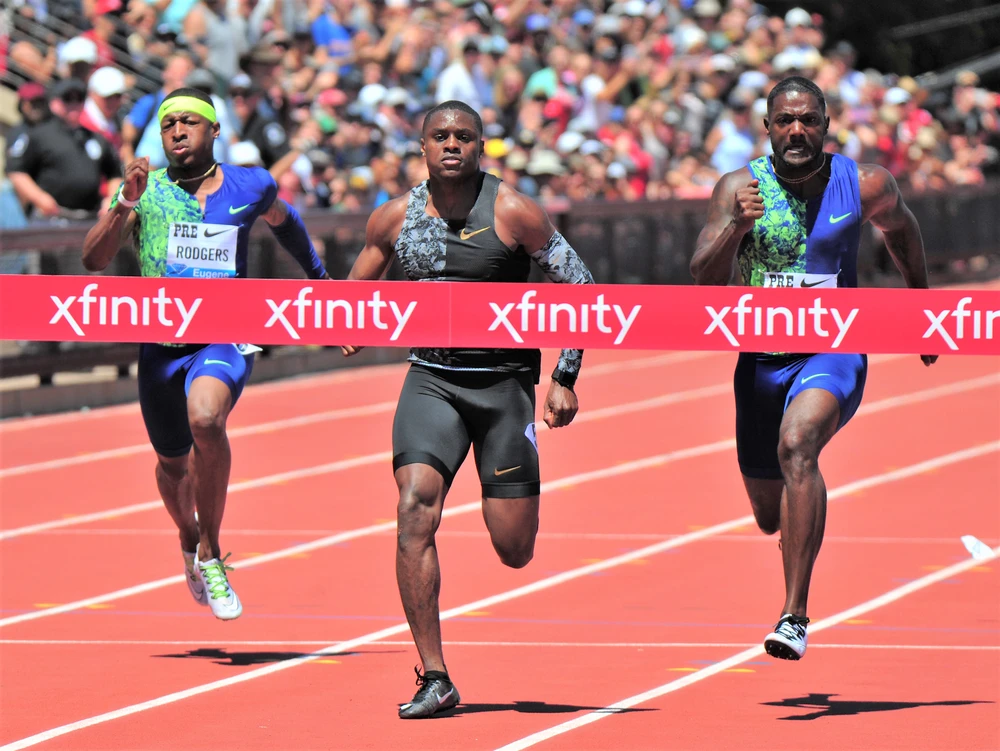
[116,186,138,208]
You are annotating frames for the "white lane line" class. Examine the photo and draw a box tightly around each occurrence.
[0,441,994,750]
[30,529,1000,548]
[0,351,720,470]
[0,640,995,651]
[0,452,392,542]
[0,352,952,488]
[0,438,734,628]
[0,378,737,539]
[493,543,1000,751]
[0,350,912,434]
[853,372,1000,415]
[3,440,994,631]
[0,401,396,479]
[0,360,410,433]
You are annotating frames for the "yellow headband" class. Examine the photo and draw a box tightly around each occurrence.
[158,96,217,124]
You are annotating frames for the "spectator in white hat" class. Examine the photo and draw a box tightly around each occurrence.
[783,7,822,57]
[228,140,264,167]
[58,36,99,84]
[81,66,126,150]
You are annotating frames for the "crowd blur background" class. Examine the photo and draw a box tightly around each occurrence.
[2,0,999,228]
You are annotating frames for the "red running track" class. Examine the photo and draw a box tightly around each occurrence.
[0,347,997,750]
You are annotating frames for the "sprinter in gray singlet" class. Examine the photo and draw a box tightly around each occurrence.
[342,100,596,718]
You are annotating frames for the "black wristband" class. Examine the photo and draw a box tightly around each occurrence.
[551,368,577,390]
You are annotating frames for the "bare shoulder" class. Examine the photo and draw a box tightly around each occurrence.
[495,180,548,225]
[713,166,755,199]
[857,162,896,195]
[705,166,755,213]
[718,167,754,191]
[371,192,410,224]
[366,193,409,245]
[857,162,900,220]
[722,165,755,185]
[495,180,554,249]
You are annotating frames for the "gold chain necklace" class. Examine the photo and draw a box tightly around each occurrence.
[169,162,218,184]
[771,153,827,184]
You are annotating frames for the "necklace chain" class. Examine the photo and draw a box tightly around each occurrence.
[771,153,827,184]
[169,162,218,184]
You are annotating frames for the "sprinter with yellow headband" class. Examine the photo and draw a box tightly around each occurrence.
[82,87,331,621]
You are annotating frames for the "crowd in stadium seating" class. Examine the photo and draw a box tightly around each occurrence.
[3,0,999,225]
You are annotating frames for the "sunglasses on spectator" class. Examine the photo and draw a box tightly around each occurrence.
[230,89,253,98]
[61,94,86,104]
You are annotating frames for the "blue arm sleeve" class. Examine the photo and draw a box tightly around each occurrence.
[269,201,328,280]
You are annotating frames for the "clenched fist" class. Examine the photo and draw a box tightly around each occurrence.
[733,179,764,232]
[121,157,150,203]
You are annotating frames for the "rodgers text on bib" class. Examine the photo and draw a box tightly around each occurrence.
[166,223,238,278]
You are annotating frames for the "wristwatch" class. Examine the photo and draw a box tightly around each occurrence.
[551,368,577,390]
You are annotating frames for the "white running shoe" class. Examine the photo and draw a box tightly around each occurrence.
[764,614,809,660]
[182,549,208,606]
[196,544,242,621]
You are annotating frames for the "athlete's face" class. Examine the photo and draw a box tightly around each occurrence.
[765,91,829,168]
[160,111,219,169]
[422,111,483,181]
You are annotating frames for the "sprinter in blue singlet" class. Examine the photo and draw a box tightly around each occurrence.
[82,88,329,622]
[691,76,938,661]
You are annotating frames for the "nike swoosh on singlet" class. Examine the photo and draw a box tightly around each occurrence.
[204,359,232,366]
[229,203,253,214]
[801,373,831,384]
[459,226,491,240]
[829,212,852,223]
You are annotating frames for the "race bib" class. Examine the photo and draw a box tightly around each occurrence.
[762,272,839,289]
[166,223,238,278]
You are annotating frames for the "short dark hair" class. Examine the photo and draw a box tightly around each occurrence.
[767,76,826,116]
[421,100,483,138]
[162,87,215,106]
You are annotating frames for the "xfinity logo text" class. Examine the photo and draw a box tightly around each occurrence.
[50,283,202,337]
[488,290,641,346]
[705,293,859,348]
[264,287,417,341]
[923,296,999,350]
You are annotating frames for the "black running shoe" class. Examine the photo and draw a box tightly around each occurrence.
[398,666,461,719]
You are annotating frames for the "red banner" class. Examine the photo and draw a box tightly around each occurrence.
[0,275,997,355]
